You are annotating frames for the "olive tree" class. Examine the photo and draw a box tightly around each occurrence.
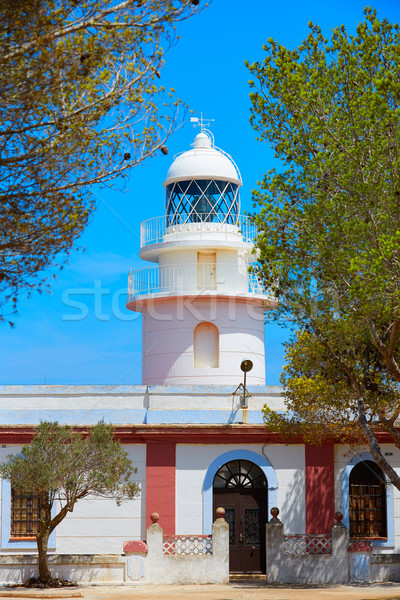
[0,421,139,585]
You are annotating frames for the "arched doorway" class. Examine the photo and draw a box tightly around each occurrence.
[213,459,268,573]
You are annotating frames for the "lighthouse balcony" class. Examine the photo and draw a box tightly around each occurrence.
[127,263,270,302]
[140,214,256,248]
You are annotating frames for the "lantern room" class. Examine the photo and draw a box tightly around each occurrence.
[164,131,242,226]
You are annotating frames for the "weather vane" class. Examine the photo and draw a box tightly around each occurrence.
[190,113,214,132]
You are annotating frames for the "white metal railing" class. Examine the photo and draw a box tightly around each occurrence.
[248,271,264,295]
[127,263,267,301]
[140,214,256,247]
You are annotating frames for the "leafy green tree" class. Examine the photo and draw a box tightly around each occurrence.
[0,421,139,585]
[247,8,400,488]
[0,0,201,322]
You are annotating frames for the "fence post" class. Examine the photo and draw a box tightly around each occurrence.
[331,511,349,583]
[212,507,229,584]
[266,507,284,583]
[145,512,164,583]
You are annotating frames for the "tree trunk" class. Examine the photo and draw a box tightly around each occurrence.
[357,397,400,491]
[37,530,51,583]
[35,501,70,585]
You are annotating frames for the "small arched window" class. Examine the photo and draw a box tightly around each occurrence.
[349,460,387,539]
[193,322,219,368]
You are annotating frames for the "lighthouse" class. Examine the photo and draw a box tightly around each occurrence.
[127,128,274,385]
[0,130,388,582]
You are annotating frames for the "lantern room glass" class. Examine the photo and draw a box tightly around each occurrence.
[165,179,240,226]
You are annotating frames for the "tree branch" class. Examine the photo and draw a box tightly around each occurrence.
[369,320,400,382]
[358,396,400,488]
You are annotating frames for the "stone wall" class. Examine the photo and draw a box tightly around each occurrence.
[0,555,127,586]
[371,554,400,583]
[265,509,400,584]
[266,511,348,584]
[0,513,229,586]
[136,512,229,584]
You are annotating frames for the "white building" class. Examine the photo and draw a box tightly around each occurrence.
[0,129,399,579]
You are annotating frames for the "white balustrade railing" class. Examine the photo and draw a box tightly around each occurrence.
[127,263,267,301]
[140,214,256,247]
[248,271,264,295]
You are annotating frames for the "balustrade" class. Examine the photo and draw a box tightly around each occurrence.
[140,214,256,247]
[128,263,266,301]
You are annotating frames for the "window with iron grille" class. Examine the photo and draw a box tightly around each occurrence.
[10,488,41,538]
[349,461,387,539]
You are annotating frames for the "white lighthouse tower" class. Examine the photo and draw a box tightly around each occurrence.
[127,128,274,385]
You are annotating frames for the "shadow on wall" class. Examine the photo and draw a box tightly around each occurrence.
[140,483,147,540]
[280,467,306,534]
[279,445,336,535]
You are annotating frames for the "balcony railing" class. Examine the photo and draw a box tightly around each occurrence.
[127,263,267,302]
[140,214,256,248]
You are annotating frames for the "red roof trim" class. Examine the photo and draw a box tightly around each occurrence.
[0,424,395,446]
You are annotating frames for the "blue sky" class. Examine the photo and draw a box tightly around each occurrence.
[1,0,398,386]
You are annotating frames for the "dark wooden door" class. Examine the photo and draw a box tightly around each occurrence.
[214,488,267,573]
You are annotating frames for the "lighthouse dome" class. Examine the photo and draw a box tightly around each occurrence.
[164,132,241,186]
[164,131,242,225]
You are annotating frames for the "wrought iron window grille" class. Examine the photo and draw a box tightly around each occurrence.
[10,488,41,538]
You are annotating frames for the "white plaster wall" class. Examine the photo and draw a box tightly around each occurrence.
[142,298,266,385]
[0,444,146,555]
[160,225,246,249]
[147,387,284,412]
[0,392,146,415]
[158,248,248,295]
[334,443,400,553]
[0,445,12,554]
[159,248,240,267]
[217,249,247,294]
[175,444,305,536]
[0,385,285,420]
[159,249,197,267]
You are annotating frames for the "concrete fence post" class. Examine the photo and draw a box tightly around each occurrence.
[212,507,229,584]
[145,512,164,583]
[331,511,349,583]
[266,507,284,583]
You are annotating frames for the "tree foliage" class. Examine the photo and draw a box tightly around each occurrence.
[0,421,139,585]
[247,8,400,488]
[0,0,200,321]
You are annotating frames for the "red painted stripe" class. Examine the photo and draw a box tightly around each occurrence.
[305,444,335,534]
[146,441,176,535]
